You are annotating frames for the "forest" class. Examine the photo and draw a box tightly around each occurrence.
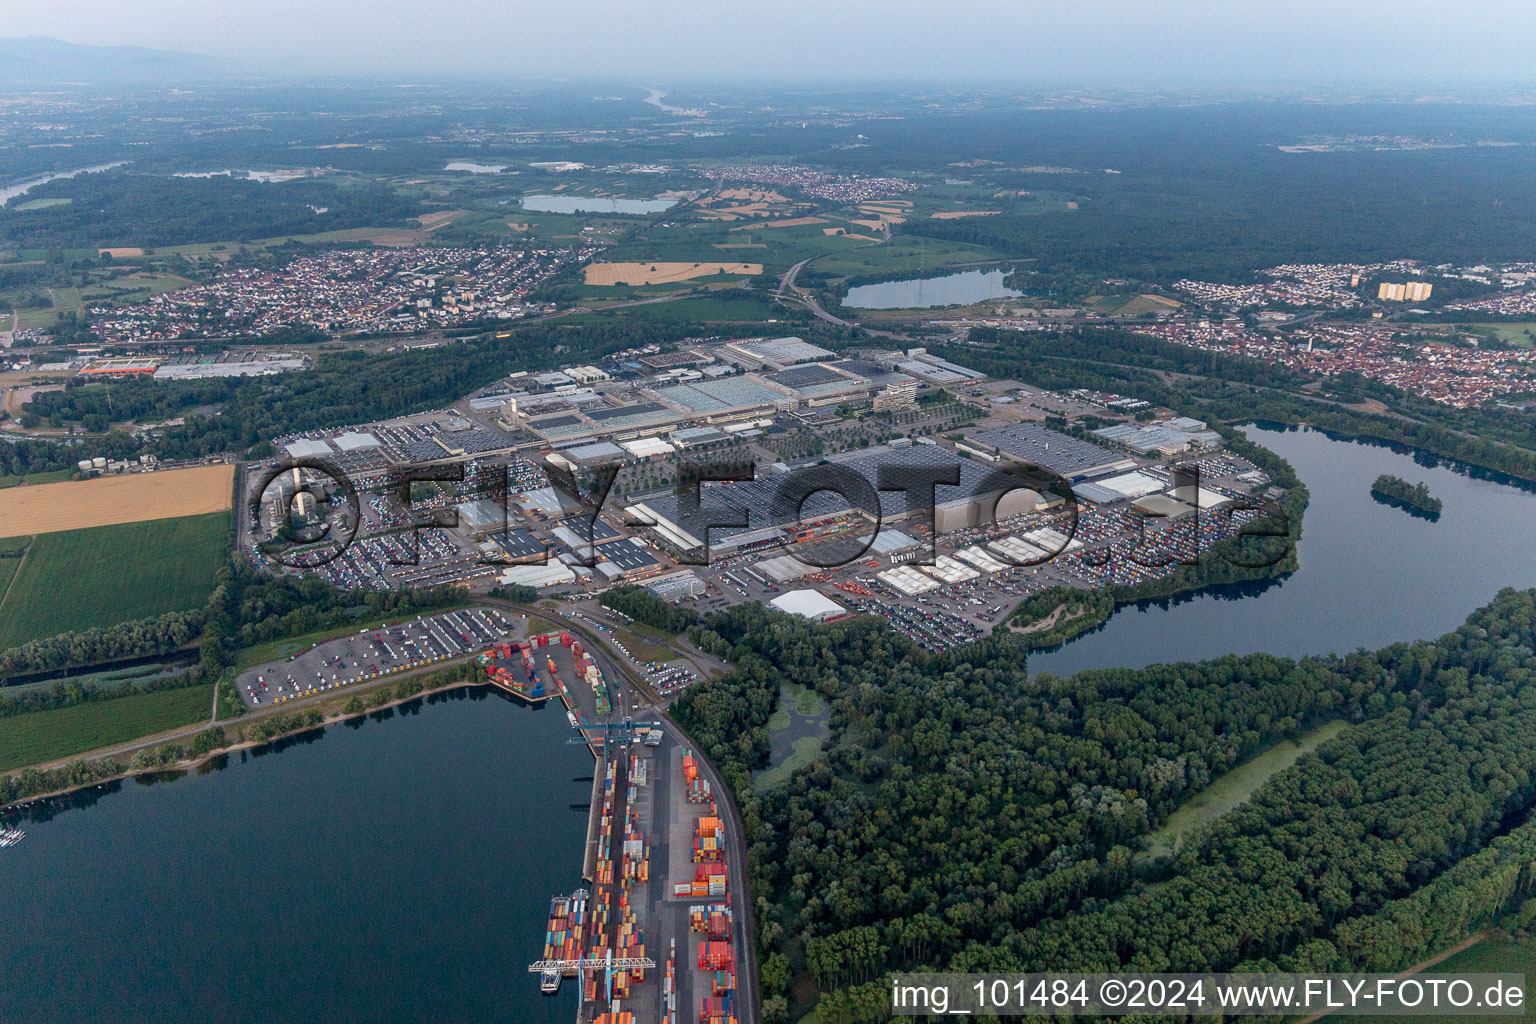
[0,170,424,249]
[887,128,1536,283]
[672,588,1536,1023]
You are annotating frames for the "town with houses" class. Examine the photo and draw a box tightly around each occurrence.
[87,244,590,344]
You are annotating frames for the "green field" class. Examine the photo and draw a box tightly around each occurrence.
[810,236,1007,278]
[1460,322,1536,348]
[1146,720,1349,857]
[12,197,72,211]
[1331,936,1536,1024]
[599,295,794,322]
[0,547,27,602]
[0,511,230,650]
[0,470,73,489]
[0,683,213,771]
[614,628,674,663]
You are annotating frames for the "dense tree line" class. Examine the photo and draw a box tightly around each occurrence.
[1371,474,1443,518]
[600,584,700,634]
[0,611,205,683]
[672,588,1536,1023]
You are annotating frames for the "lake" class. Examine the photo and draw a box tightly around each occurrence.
[843,267,1022,309]
[0,688,593,1024]
[1028,424,1536,677]
[173,169,315,182]
[9,423,1536,1021]
[0,163,124,207]
[519,194,676,215]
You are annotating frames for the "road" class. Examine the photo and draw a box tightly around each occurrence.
[497,601,761,1024]
[17,597,761,1024]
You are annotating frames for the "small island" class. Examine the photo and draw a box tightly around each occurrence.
[1371,474,1443,520]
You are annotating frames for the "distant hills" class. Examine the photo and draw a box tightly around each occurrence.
[0,36,223,84]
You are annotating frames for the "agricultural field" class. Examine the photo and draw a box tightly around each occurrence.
[0,684,214,772]
[0,463,234,539]
[810,234,1009,278]
[14,286,83,329]
[1333,936,1536,1024]
[0,511,230,650]
[0,540,27,602]
[1086,292,1184,315]
[0,469,72,489]
[584,261,761,286]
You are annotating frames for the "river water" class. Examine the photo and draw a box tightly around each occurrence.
[843,267,1022,309]
[0,163,125,207]
[0,688,593,1024]
[1029,424,1536,677]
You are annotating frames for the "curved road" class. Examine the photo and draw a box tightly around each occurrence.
[486,601,762,1024]
[14,599,761,1024]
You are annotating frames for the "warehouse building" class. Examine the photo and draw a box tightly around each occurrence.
[595,538,664,582]
[645,570,707,601]
[564,441,627,467]
[648,376,791,419]
[756,553,820,584]
[723,336,834,369]
[498,561,577,589]
[489,527,550,563]
[285,438,334,459]
[768,589,849,622]
[621,436,675,459]
[965,423,1136,481]
[759,363,872,407]
[1132,493,1197,520]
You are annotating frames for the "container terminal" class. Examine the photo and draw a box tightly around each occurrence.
[497,624,744,1024]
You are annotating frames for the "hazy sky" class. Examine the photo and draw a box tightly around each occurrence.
[8,0,1536,84]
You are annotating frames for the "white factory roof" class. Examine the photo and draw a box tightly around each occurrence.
[877,565,940,596]
[285,439,333,458]
[757,553,818,583]
[988,535,1051,565]
[333,431,381,451]
[498,562,577,589]
[621,436,676,458]
[953,546,1010,574]
[769,589,847,621]
[920,555,980,584]
[1093,471,1165,499]
[1169,485,1233,508]
[1023,527,1080,552]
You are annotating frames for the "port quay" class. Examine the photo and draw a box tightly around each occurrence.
[487,622,749,1024]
